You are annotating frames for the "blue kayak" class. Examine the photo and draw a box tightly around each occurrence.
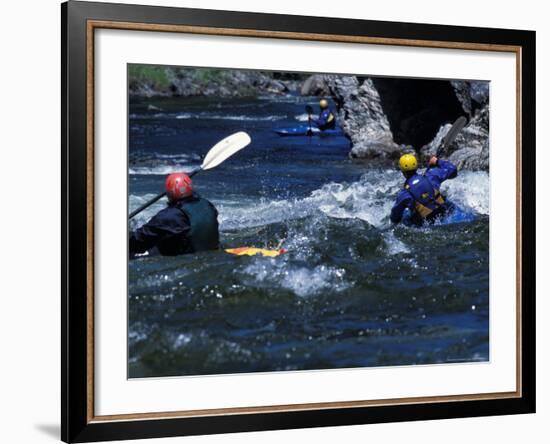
[274,125,344,137]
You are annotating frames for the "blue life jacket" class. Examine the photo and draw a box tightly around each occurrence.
[314,108,336,130]
[404,175,447,220]
[390,159,458,225]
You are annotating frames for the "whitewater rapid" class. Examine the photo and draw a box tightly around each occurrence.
[128,96,490,377]
[130,168,489,231]
[233,169,487,227]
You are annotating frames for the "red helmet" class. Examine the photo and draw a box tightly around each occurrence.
[165,172,193,202]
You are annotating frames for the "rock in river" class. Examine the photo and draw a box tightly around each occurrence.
[324,75,399,159]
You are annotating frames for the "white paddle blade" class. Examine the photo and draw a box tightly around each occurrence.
[201,131,251,170]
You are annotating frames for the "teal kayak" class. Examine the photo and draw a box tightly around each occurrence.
[274,125,344,137]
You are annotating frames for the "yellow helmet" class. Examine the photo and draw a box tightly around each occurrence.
[319,99,329,109]
[399,153,418,172]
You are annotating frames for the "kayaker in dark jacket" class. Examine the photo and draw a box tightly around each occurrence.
[129,172,220,257]
[312,99,336,130]
[390,153,458,225]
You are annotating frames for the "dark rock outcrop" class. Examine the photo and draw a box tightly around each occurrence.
[451,80,489,117]
[372,78,465,149]
[325,75,399,159]
[324,74,489,170]
[421,105,489,170]
[420,81,490,170]
[301,75,331,96]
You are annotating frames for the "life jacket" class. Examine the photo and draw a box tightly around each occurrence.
[175,196,219,253]
[318,109,336,130]
[404,175,446,220]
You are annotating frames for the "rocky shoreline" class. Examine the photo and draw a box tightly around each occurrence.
[129,65,304,98]
[130,65,489,171]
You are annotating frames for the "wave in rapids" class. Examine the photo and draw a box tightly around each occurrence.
[129,153,201,175]
[130,169,489,230]
[294,113,310,122]
[243,261,350,298]
[219,170,489,230]
[129,165,200,176]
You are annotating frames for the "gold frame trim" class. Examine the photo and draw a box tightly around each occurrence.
[86,20,523,423]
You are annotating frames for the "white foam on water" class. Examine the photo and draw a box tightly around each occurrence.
[217,197,311,231]
[444,170,490,215]
[129,164,200,176]
[217,170,402,231]
[294,113,311,122]
[312,170,400,228]
[382,231,411,255]
[131,112,285,121]
[129,153,201,175]
[197,114,286,122]
[154,153,200,161]
[174,113,193,119]
[243,261,350,298]
[131,168,490,232]
[129,193,168,229]
[173,333,193,349]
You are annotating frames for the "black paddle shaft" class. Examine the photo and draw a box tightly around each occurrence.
[128,168,201,220]
[435,116,467,157]
[305,105,314,138]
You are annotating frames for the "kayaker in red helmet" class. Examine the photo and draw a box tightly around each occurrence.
[129,172,220,257]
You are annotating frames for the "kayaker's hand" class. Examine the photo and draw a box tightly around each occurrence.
[429,156,438,167]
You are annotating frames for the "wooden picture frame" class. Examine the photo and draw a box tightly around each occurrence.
[62,1,536,442]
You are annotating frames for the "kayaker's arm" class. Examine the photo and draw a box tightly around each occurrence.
[311,116,322,127]
[436,159,458,179]
[312,109,335,128]
[390,190,414,224]
[129,231,155,255]
[129,207,190,255]
[425,158,458,188]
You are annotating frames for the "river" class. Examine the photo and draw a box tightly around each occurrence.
[128,95,489,378]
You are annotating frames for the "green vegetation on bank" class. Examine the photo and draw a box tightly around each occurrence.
[128,65,171,91]
[128,64,310,98]
[129,65,255,96]
[190,68,230,86]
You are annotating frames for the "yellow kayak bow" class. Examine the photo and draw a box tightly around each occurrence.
[225,247,287,258]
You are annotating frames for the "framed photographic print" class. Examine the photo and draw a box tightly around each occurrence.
[62,1,536,442]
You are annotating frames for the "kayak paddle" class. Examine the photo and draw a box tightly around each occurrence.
[305,105,314,138]
[435,116,467,157]
[129,131,252,220]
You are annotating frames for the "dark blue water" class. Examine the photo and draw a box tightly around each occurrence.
[128,95,490,378]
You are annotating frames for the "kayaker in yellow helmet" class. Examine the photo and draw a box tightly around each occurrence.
[312,99,336,131]
[390,152,458,225]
